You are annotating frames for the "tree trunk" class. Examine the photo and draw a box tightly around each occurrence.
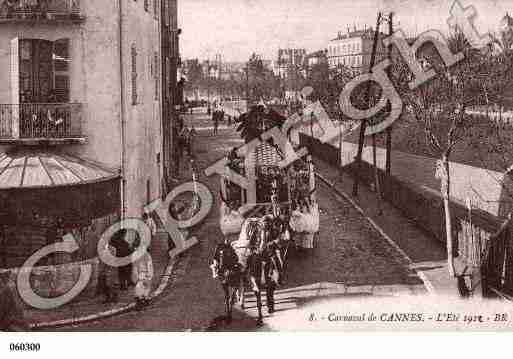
[441,154,455,277]
[372,134,383,215]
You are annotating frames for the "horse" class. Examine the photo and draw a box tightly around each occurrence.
[211,238,242,324]
[234,217,283,325]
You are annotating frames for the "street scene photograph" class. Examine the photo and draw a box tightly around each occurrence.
[2,0,513,342]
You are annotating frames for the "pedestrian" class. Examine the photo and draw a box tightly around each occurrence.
[212,110,219,136]
[112,229,133,290]
[0,272,28,331]
[188,126,197,157]
[179,126,190,158]
[97,241,118,304]
[132,247,154,311]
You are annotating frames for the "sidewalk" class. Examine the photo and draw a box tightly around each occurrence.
[312,157,463,296]
[25,230,174,330]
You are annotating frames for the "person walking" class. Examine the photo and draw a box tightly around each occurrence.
[179,126,190,158]
[212,109,219,136]
[188,126,197,157]
[132,248,154,311]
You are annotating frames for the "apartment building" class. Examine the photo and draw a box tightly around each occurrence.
[327,27,386,75]
[0,0,180,275]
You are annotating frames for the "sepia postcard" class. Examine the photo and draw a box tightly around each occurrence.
[1,0,513,352]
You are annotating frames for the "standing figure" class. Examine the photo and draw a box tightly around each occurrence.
[97,241,118,304]
[179,126,190,158]
[213,110,219,136]
[112,229,133,290]
[188,126,197,157]
[132,248,154,311]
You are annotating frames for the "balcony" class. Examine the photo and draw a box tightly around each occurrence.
[0,0,84,24]
[0,103,86,145]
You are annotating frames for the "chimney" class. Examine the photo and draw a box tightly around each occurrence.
[347,25,350,34]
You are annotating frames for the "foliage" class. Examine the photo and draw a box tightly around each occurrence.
[235,105,287,143]
[389,31,495,158]
[247,53,281,102]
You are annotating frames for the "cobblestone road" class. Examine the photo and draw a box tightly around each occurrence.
[60,114,426,331]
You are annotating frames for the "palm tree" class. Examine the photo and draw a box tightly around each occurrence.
[235,104,287,144]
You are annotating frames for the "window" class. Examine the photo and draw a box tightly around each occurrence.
[15,38,70,103]
[131,45,138,105]
[144,0,149,12]
[53,39,70,102]
[154,0,159,18]
[164,0,170,26]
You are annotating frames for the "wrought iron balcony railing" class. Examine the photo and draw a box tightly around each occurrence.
[0,0,83,23]
[0,103,84,143]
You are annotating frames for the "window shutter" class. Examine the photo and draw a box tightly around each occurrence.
[53,38,70,102]
[164,0,169,27]
[131,45,138,105]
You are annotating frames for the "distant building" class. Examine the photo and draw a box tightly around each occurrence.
[327,27,386,75]
[276,48,306,79]
[261,59,273,71]
[303,49,328,77]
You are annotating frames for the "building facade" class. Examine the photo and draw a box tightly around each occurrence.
[327,27,386,75]
[0,0,179,280]
[276,48,306,79]
[303,49,328,77]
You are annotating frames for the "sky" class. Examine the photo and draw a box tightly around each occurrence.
[178,0,511,62]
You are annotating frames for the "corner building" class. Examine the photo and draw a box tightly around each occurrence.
[0,0,180,299]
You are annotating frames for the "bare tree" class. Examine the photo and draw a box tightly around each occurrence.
[390,31,502,281]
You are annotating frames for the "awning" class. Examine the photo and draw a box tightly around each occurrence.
[0,150,119,189]
[0,151,121,225]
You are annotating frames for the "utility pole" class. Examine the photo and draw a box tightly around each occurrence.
[246,62,250,109]
[385,12,394,176]
[207,59,211,114]
[352,12,382,197]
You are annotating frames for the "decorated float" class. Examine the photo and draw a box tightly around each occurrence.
[218,104,320,255]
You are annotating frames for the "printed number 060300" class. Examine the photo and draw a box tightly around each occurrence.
[10,343,40,352]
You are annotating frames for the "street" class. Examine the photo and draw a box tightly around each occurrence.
[59,113,426,332]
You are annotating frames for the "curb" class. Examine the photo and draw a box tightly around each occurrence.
[315,172,436,295]
[29,256,178,330]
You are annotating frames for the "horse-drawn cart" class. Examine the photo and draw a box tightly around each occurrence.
[211,104,320,325]
[218,105,320,256]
